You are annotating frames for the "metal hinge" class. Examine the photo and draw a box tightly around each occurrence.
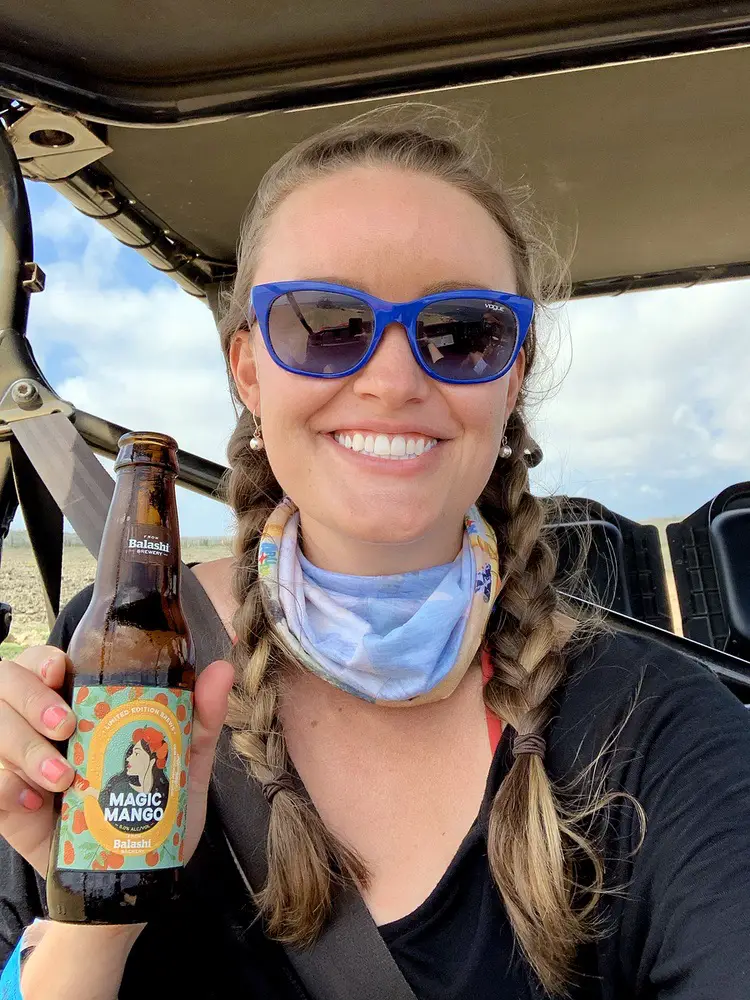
[0,378,74,435]
[7,105,113,181]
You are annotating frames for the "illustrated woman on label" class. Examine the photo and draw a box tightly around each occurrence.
[125,729,169,797]
[3,104,750,1000]
[97,728,171,835]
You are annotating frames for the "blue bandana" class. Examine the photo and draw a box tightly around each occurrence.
[258,497,502,705]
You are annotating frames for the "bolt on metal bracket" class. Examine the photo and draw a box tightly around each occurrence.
[7,106,113,181]
[0,379,74,435]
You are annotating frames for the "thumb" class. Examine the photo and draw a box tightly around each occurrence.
[188,659,234,788]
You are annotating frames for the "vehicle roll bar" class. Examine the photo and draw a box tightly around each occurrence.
[0,124,228,623]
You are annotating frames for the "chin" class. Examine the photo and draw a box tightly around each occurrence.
[338,497,446,545]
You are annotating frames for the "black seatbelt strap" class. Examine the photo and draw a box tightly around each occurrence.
[181,569,419,1000]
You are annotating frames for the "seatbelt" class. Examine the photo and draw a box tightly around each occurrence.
[181,569,419,1000]
[11,412,114,557]
[9,437,63,624]
[15,412,418,1000]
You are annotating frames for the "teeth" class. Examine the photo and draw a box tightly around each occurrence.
[333,432,438,459]
[374,434,390,457]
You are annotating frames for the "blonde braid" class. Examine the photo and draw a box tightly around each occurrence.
[479,410,603,994]
[224,410,368,943]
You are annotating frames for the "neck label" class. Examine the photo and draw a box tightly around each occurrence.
[126,527,171,564]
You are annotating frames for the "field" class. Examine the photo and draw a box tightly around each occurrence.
[0,522,681,659]
[0,536,232,658]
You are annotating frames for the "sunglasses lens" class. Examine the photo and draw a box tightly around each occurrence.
[267,290,375,375]
[417,298,519,381]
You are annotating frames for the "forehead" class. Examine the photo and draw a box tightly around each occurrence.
[254,165,518,298]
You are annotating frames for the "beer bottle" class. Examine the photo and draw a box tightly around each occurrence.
[47,432,195,924]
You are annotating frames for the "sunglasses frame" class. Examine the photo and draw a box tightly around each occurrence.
[249,281,534,385]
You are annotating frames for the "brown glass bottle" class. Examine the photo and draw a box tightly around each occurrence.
[47,432,195,924]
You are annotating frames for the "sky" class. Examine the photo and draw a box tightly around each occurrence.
[16,179,750,537]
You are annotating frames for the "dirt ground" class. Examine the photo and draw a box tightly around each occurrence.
[0,541,232,657]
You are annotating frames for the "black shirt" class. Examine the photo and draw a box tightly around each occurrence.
[3,585,750,999]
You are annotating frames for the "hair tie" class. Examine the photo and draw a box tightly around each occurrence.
[262,773,296,805]
[512,733,546,761]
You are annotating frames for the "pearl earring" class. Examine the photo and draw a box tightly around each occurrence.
[499,435,512,460]
[250,411,265,452]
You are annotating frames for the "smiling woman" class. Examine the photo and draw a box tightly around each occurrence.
[223,143,548,569]
[3,103,750,1000]
[212,117,595,987]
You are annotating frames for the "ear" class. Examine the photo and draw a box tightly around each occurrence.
[503,348,526,422]
[229,329,261,414]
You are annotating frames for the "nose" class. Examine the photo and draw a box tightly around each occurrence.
[351,323,430,407]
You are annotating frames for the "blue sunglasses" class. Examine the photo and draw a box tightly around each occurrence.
[249,281,533,385]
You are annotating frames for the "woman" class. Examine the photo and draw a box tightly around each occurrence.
[2,104,750,1000]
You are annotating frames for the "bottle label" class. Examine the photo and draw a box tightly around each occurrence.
[57,685,192,872]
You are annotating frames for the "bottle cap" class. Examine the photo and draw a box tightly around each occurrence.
[115,431,180,473]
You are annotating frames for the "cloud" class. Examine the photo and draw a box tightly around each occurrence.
[530,279,750,516]
[21,191,237,535]
[27,230,236,468]
[33,196,93,243]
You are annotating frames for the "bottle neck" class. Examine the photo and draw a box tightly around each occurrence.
[95,464,182,605]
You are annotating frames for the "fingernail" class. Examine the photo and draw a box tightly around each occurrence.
[20,788,44,811]
[42,705,70,731]
[40,657,55,680]
[40,758,71,783]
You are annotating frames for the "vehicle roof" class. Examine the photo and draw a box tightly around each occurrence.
[1,1,749,300]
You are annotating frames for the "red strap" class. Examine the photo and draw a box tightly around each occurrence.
[481,648,503,754]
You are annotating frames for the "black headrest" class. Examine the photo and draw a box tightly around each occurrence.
[667,481,750,661]
[711,509,750,660]
[546,497,672,631]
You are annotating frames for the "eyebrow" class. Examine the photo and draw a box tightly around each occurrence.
[307,277,490,297]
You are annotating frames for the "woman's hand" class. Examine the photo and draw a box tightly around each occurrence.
[0,645,234,876]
